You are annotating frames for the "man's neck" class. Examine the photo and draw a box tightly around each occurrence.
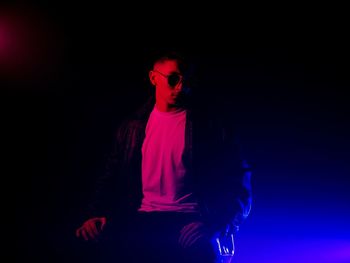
[155,101,183,112]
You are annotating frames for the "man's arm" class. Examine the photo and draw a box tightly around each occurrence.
[75,124,124,241]
[218,121,253,235]
[85,125,124,219]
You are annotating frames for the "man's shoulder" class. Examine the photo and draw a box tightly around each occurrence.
[115,96,155,132]
[117,118,145,132]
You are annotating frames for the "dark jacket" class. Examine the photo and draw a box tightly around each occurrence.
[87,96,252,233]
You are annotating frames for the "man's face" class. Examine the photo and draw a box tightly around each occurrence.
[149,59,184,110]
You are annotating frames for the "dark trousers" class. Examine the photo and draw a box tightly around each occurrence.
[94,211,217,263]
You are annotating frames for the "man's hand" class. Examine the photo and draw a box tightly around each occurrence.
[178,221,208,248]
[75,217,107,241]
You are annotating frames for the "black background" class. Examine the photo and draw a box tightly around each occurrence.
[2,2,349,262]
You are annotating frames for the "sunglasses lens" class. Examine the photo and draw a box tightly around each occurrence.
[168,74,181,87]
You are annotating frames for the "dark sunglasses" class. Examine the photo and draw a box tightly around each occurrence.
[153,70,183,87]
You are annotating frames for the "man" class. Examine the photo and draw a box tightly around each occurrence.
[75,51,252,263]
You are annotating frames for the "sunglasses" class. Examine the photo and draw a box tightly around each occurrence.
[153,70,183,87]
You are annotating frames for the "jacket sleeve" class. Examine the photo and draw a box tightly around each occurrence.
[84,124,124,219]
[216,121,253,235]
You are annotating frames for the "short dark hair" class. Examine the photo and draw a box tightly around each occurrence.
[149,50,189,73]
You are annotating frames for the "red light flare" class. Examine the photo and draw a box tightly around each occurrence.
[0,7,62,86]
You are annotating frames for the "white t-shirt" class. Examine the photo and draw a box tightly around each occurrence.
[138,106,199,213]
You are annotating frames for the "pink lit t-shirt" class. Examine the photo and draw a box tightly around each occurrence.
[138,106,199,213]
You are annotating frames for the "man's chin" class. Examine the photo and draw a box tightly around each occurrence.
[171,101,189,110]
[168,98,178,105]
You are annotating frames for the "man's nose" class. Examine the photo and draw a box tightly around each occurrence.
[173,82,183,92]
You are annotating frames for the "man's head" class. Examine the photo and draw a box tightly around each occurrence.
[149,52,191,112]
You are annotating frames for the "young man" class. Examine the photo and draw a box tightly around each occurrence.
[75,51,252,263]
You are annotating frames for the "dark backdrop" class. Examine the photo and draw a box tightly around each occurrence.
[2,2,349,262]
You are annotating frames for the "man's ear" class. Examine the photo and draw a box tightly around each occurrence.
[149,70,156,86]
